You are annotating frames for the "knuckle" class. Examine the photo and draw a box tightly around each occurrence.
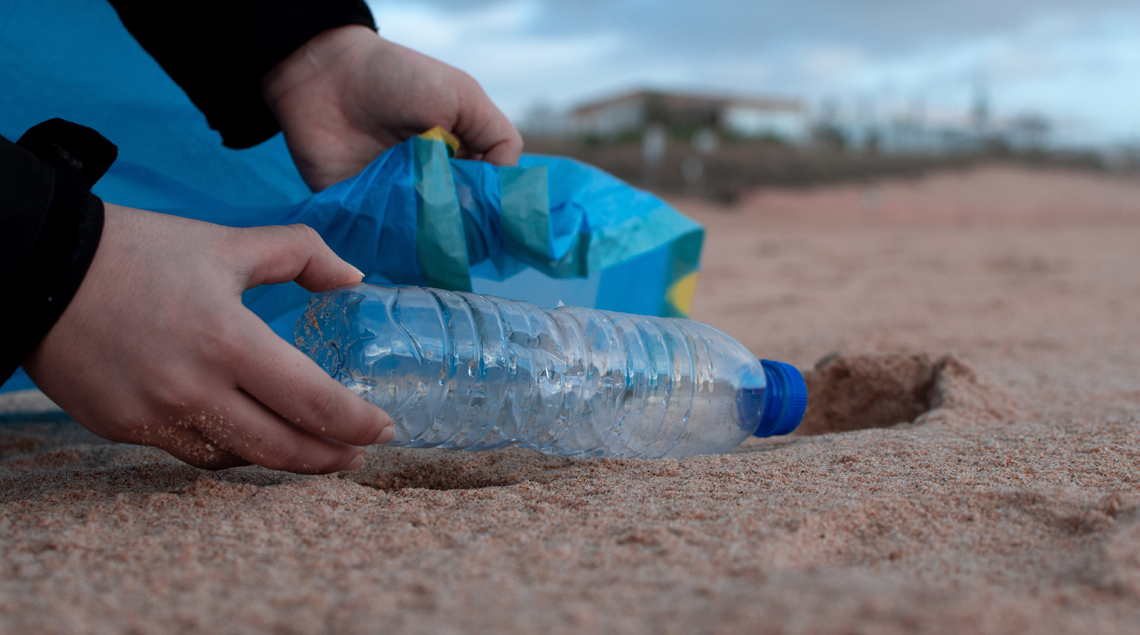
[305,387,345,429]
[459,70,482,91]
[288,223,322,247]
[200,311,247,361]
[348,412,384,446]
[305,388,382,446]
[147,370,198,413]
[450,67,474,85]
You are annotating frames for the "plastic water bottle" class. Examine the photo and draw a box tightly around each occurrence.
[296,283,807,459]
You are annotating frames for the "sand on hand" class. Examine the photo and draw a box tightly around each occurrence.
[3,165,1140,634]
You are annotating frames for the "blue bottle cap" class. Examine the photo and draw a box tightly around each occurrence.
[754,360,808,437]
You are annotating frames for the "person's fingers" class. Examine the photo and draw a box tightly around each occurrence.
[147,422,251,471]
[453,76,523,167]
[232,223,363,293]
[477,137,524,166]
[193,392,366,474]
[236,322,394,447]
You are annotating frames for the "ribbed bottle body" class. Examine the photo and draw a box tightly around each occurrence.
[296,284,770,458]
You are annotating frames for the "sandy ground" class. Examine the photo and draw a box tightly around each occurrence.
[3,165,1140,634]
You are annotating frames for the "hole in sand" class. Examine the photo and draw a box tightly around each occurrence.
[797,352,1017,436]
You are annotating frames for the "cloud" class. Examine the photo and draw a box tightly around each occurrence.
[367,1,622,115]
[815,12,1140,142]
[370,0,538,50]
[399,0,1139,54]
[800,48,868,80]
[368,0,1140,144]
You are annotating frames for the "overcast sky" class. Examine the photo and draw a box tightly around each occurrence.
[365,0,1140,145]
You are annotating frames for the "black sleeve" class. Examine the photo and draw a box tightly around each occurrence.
[106,0,377,150]
[1,120,117,383]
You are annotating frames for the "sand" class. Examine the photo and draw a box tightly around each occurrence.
[3,164,1140,634]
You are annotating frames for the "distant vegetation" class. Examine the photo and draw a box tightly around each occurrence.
[523,133,1130,204]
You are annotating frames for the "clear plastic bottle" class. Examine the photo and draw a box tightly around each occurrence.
[296,284,807,459]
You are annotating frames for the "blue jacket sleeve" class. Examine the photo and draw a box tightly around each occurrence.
[0,120,116,382]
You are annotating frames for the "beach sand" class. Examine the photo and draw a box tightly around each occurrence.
[3,165,1140,634]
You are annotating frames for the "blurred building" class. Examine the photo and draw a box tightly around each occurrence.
[517,102,576,138]
[523,89,1053,156]
[571,90,810,143]
[827,104,1053,155]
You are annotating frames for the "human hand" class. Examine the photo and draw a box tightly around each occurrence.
[261,25,523,191]
[23,204,394,473]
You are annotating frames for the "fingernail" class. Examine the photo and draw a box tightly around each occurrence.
[352,266,365,280]
[344,454,365,471]
[373,425,395,445]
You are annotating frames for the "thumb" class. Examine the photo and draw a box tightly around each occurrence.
[234,224,363,292]
[454,77,523,167]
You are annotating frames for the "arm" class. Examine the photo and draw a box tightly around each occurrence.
[106,0,377,150]
[1,121,110,383]
[108,1,523,190]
